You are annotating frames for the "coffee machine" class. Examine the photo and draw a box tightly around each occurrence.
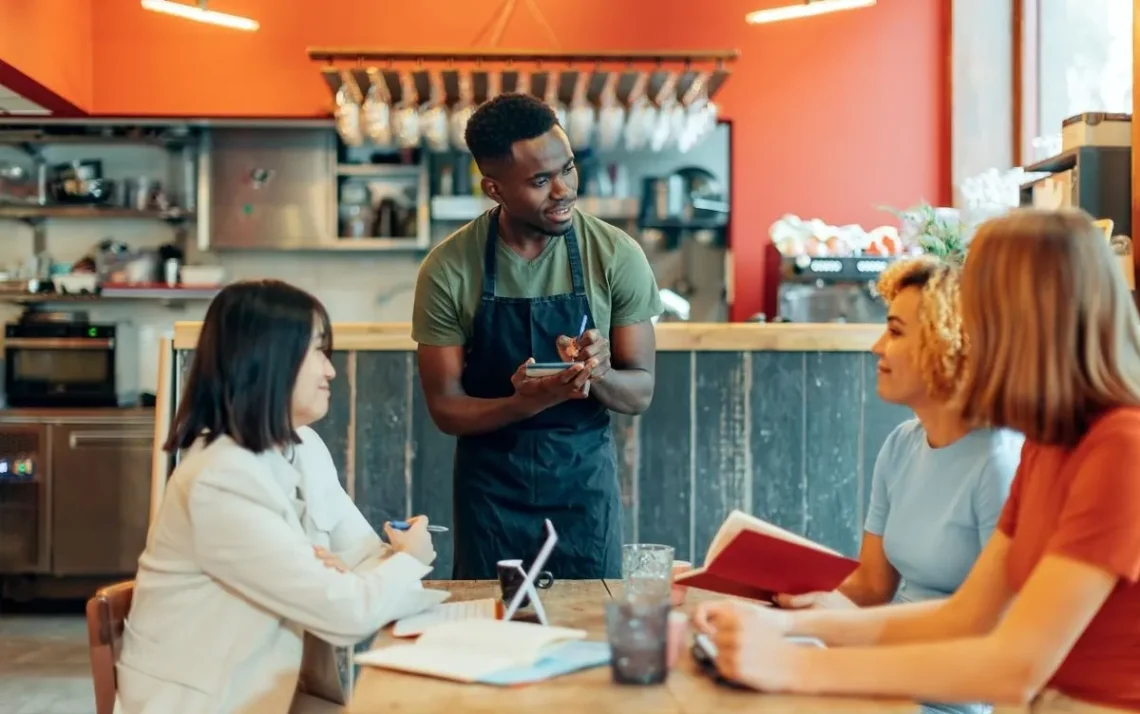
[775,254,890,323]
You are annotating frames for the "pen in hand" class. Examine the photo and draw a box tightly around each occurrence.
[389,520,449,533]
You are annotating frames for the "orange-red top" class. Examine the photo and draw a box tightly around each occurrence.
[998,408,1140,710]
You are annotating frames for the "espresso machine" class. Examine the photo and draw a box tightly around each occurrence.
[775,254,890,323]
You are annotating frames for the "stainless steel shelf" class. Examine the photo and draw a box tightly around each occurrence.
[0,205,195,222]
[0,288,219,304]
[337,163,422,179]
[99,286,220,300]
[430,195,639,222]
[328,236,431,251]
[0,127,196,149]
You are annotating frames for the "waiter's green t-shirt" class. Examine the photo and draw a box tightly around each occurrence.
[412,209,664,347]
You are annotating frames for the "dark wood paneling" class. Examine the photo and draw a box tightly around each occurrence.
[170,347,913,580]
[310,352,351,489]
[409,359,457,580]
[803,353,863,557]
[610,413,640,544]
[636,352,694,562]
[692,352,751,563]
[352,352,412,528]
[750,352,806,534]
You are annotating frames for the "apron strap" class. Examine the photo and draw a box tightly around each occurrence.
[564,228,587,297]
[481,206,501,298]
[484,206,585,298]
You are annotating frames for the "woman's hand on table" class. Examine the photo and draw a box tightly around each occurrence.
[691,600,802,692]
[384,515,437,566]
[773,590,857,610]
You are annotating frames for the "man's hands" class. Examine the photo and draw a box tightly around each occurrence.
[511,358,591,409]
[508,329,620,412]
[557,329,611,383]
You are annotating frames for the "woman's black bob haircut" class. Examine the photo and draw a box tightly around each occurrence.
[164,279,332,454]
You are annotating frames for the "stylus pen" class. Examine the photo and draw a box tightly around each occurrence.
[577,314,588,339]
[389,520,449,533]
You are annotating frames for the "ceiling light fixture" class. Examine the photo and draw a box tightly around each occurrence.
[141,0,259,31]
[745,0,875,24]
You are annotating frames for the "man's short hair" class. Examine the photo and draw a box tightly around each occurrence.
[464,93,560,167]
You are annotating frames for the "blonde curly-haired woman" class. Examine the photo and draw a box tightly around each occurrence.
[776,256,1025,714]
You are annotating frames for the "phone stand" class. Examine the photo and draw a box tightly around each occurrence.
[511,563,549,626]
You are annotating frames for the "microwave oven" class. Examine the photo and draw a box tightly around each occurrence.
[4,319,138,408]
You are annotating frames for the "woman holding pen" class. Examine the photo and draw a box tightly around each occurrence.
[116,280,439,714]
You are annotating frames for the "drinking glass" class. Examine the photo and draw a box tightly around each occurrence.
[605,596,671,685]
[622,543,674,599]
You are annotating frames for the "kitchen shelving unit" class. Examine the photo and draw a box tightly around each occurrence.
[333,152,431,251]
[0,121,200,255]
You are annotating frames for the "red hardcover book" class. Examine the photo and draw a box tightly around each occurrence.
[674,510,860,601]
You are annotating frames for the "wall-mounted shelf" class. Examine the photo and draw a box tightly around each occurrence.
[0,120,201,256]
[430,195,639,222]
[640,216,728,231]
[0,205,194,222]
[337,163,421,179]
[0,287,219,304]
[0,125,198,153]
[99,285,219,300]
[328,236,430,251]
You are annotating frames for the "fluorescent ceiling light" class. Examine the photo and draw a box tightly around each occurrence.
[746,0,875,24]
[141,0,259,31]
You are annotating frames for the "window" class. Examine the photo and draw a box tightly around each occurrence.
[1025,0,1132,162]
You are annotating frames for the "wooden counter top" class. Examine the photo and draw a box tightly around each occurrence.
[172,321,882,352]
[0,407,154,424]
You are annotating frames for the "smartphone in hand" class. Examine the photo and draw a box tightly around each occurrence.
[524,362,576,378]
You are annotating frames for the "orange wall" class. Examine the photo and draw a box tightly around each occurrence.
[13,0,948,321]
[0,0,92,111]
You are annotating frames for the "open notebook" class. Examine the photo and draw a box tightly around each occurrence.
[355,619,610,685]
[674,509,859,601]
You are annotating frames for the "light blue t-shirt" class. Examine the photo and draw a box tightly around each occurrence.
[867,418,1024,714]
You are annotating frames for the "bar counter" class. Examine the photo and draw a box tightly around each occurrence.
[170,321,910,579]
[172,321,883,352]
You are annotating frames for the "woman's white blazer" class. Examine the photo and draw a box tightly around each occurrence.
[113,427,433,713]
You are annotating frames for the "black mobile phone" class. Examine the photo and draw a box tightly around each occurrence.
[691,634,751,690]
[525,362,575,377]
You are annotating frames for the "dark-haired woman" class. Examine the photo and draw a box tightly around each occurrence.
[114,280,439,714]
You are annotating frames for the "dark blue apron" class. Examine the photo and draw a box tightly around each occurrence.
[451,207,623,580]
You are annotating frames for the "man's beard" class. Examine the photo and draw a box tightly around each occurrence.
[522,216,573,238]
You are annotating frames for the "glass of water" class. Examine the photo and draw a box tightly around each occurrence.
[622,543,674,599]
[605,595,672,685]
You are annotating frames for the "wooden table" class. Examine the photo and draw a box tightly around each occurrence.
[347,580,918,713]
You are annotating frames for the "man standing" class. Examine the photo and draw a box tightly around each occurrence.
[411,93,663,580]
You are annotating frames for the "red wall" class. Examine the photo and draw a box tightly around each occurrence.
[0,0,93,112]
[3,0,950,321]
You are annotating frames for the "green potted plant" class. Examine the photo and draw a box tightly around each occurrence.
[879,201,969,265]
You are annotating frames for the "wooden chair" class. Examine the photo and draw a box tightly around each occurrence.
[86,580,135,714]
